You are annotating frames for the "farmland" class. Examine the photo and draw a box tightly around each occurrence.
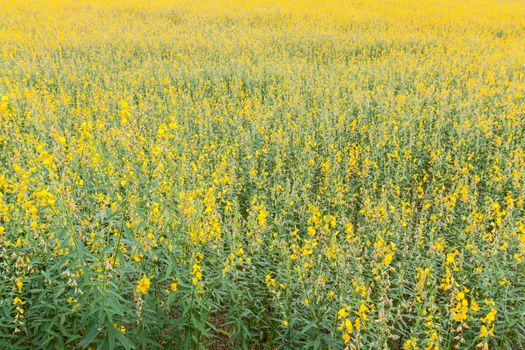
[0,0,524,349]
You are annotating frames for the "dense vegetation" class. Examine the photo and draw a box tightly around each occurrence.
[0,0,524,349]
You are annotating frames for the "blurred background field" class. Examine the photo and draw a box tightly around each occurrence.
[0,0,524,349]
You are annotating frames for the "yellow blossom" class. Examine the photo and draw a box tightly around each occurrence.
[136,276,151,295]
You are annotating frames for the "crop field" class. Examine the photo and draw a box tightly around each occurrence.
[0,0,525,349]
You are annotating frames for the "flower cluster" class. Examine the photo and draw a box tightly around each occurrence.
[0,0,524,348]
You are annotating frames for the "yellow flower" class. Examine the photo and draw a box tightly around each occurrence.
[13,296,25,305]
[337,308,349,320]
[471,299,480,312]
[383,252,393,265]
[170,282,178,292]
[483,308,497,323]
[344,319,353,333]
[114,323,126,334]
[342,333,350,343]
[257,206,268,228]
[16,279,23,293]
[480,325,489,337]
[191,263,203,286]
[403,338,418,350]
[136,276,151,295]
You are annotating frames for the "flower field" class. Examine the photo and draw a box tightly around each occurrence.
[1,0,524,349]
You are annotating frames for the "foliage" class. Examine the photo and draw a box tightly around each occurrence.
[0,0,524,349]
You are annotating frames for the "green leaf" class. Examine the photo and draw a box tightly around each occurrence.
[116,331,135,350]
[79,322,100,348]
